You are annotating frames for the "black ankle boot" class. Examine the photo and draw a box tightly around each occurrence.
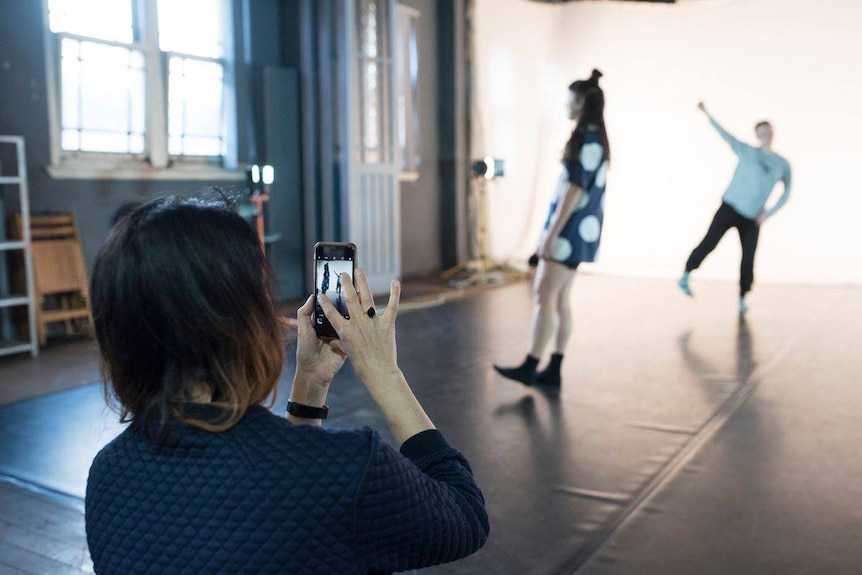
[494,355,539,386]
[534,353,563,387]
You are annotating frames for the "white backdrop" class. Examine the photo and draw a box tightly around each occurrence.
[473,0,862,286]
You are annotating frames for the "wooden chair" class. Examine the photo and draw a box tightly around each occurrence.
[13,213,93,346]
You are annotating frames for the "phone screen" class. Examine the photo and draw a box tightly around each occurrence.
[313,242,356,339]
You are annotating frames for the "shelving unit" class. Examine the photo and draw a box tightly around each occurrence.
[0,135,38,357]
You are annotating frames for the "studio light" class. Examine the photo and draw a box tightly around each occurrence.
[443,155,519,288]
[247,164,275,193]
[262,165,275,185]
[244,164,277,250]
[471,157,505,181]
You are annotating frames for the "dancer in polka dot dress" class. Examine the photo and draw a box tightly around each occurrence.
[495,69,610,388]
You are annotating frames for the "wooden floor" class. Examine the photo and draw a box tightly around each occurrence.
[1,273,861,574]
[0,479,90,575]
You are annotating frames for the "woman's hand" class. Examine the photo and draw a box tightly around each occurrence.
[536,234,554,260]
[291,294,347,406]
[318,268,401,388]
[319,268,435,445]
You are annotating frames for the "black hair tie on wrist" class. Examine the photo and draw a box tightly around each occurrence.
[366,307,376,318]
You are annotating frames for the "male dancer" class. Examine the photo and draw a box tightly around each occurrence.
[679,102,792,313]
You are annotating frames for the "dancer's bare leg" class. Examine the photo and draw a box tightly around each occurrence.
[551,270,576,353]
[531,265,576,386]
[494,259,573,386]
[528,260,575,357]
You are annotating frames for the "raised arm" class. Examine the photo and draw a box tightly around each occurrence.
[318,268,435,445]
[320,271,489,568]
[698,101,744,154]
[287,294,347,425]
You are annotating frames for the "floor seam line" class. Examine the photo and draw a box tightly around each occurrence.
[554,299,838,575]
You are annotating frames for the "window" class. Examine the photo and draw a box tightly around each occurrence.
[44,0,238,179]
[356,0,392,165]
[395,4,420,178]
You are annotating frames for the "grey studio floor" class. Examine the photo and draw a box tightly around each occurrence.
[1,274,861,575]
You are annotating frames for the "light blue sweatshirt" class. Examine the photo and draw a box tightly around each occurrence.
[709,117,792,220]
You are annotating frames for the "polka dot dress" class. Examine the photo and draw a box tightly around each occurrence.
[540,130,608,268]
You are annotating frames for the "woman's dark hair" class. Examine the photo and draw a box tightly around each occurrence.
[563,69,611,165]
[91,195,285,438]
[111,202,141,226]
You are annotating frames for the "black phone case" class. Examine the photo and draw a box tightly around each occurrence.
[313,242,356,340]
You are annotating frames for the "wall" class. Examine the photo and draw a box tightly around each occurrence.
[471,0,561,270]
[473,0,862,286]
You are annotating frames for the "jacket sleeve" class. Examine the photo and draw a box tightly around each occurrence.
[353,429,489,573]
[708,116,744,155]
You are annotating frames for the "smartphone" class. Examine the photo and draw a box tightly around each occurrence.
[313,242,357,340]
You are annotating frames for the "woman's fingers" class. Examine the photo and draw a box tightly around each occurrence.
[294,294,316,339]
[337,269,377,320]
[298,294,315,318]
[383,279,400,321]
[318,292,347,331]
[353,268,376,313]
[334,270,364,319]
[319,273,399,344]
[315,275,402,384]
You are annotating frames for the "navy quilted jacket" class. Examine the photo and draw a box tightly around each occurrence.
[85,404,489,574]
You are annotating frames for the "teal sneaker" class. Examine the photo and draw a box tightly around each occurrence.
[677,276,693,297]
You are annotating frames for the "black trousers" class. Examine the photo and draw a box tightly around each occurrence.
[685,202,760,296]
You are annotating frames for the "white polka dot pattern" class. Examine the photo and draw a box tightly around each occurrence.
[579,215,601,243]
[551,237,573,261]
[577,191,590,210]
[579,143,604,171]
[595,160,609,188]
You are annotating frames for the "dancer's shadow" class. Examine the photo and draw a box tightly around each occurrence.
[678,314,756,387]
[494,389,566,475]
[494,386,631,575]
[676,314,778,546]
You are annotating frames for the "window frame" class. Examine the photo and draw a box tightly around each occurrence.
[41,0,243,181]
[394,3,421,182]
[356,0,394,166]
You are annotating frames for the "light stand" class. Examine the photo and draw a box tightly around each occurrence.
[246,164,274,251]
[442,158,524,288]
